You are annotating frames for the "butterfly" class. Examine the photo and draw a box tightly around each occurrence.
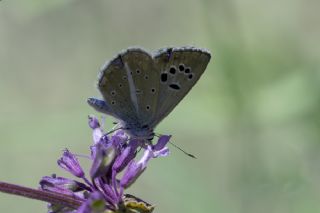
[88,47,211,140]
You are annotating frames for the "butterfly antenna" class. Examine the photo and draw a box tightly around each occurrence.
[154,133,197,159]
[105,127,127,135]
[169,141,197,159]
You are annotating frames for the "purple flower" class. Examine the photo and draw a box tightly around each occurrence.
[40,175,89,197]
[88,115,104,145]
[90,142,116,179]
[76,191,105,213]
[121,136,171,189]
[40,115,169,213]
[88,115,100,129]
[120,160,145,189]
[57,149,85,178]
[152,135,171,157]
[112,139,139,173]
[152,135,171,151]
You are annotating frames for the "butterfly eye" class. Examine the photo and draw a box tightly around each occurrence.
[122,76,127,80]
[178,64,185,71]
[111,91,116,96]
[169,66,176,75]
[144,75,149,80]
[119,83,122,88]
[146,105,151,111]
[136,69,141,74]
[161,73,168,83]
[111,100,116,105]
[184,68,191,74]
[151,88,156,93]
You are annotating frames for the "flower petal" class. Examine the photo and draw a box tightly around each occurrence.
[152,135,171,151]
[153,147,170,157]
[111,130,129,151]
[88,116,104,145]
[101,183,119,205]
[58,149,85,178]
[112,139,139,173]
[40,176,89,193]
[76,191,105,213]
[90,143,116,179]
[88,115,100,129]
[120,160,145,189]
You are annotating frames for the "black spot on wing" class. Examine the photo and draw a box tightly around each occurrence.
[179,64,185,72]
[169,66,176,75]
[161,73,168,82]
[169,84,180,90]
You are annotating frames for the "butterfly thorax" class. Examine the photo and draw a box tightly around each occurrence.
[121,121,155,141]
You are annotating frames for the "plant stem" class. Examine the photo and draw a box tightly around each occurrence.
[0,181,83,209]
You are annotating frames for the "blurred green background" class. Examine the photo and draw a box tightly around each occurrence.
[0,0,320,212]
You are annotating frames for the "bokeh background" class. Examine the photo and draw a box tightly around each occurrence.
[1,0,320,212]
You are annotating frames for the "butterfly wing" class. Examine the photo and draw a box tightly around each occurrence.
[90,47,211,138]
[96,48,159,132]
[149,47,211,128]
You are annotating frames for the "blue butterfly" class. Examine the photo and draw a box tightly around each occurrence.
[88,47,211,140]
